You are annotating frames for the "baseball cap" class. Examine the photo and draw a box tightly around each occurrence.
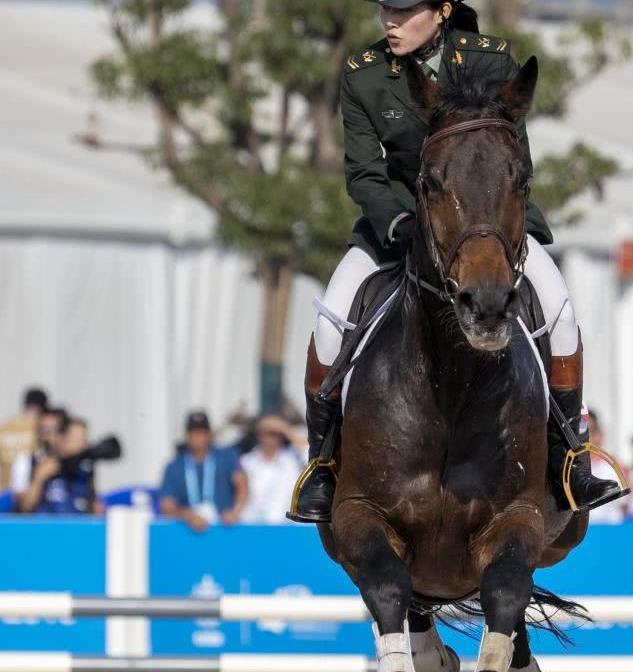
[185,411,211,432]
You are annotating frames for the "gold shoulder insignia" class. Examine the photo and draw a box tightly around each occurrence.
[453,32,510,54]
[346,55,360,71]
[344,43,387,73]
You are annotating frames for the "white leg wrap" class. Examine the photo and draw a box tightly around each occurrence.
[510,657,542,672]
[410,622,460,672]
[475,627,516,672]
[372,620,415,672]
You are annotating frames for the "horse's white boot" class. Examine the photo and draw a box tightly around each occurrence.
[372,620,415,672]
[510,657,542,672]
[475,627,516,672]
[410,623,460,672]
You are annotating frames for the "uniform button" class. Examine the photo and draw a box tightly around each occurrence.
[460,37,467,44]
[386,47,391,53]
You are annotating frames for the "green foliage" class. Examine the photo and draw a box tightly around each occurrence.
[251,0,380,94]
[220,160,358,281]
[91,31,220,107]
[532,142,619,222]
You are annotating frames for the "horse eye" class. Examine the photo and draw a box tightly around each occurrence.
[423,175,442,194]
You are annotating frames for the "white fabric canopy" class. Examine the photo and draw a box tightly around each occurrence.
[0,2,632,495]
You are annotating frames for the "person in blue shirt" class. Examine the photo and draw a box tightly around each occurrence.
[159,411,248,532]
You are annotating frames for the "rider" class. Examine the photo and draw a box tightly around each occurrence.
[287,0,622,523]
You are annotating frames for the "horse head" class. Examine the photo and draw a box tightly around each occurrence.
[408,56,539,352]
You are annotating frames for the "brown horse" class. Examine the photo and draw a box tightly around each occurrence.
[318,56,588,672]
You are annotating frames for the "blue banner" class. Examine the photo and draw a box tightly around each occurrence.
[148,520,633,657]
[0,516,106,653]
[0,516,631,658]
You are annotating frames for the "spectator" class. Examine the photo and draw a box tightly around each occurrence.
[160,411,247,532]
[0,387,48,489]
[241,415,307,524]
[12,411,100,514]
[587,409,630,524]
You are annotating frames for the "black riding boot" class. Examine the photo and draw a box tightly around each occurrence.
[548,343,623,512]
[287,336,339,524]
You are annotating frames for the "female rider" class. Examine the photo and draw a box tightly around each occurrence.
[287,0,621,523]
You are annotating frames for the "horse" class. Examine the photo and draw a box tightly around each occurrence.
[318,56,589,672]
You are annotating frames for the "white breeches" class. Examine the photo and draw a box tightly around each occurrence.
[314,235,579,366]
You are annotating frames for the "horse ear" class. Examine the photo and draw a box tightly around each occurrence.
[405,57,442,118]
[499,56,539,120]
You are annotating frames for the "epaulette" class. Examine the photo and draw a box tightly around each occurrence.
[344,40,388,74]
[451,30,511,54]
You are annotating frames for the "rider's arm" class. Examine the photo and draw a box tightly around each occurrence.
[340,72,413,247]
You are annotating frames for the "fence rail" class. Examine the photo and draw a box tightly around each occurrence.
[0,592,631,623]
[0,654,633,672]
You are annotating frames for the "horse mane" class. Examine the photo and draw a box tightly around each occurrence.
[430,62,514,126]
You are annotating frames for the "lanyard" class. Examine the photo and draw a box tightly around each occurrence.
[184,454,215,506]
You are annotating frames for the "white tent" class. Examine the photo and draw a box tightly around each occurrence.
[1,2,632,496]
[0,1,319,490]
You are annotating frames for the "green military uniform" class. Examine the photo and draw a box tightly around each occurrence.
[341,28,553,264]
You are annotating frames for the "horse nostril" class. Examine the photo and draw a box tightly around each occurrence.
[457,289,475,311]
[504,288,519,317]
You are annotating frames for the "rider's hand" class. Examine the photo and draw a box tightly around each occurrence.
[391,214,417,253]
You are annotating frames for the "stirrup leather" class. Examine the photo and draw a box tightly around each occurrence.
[562,442,631,513]
[287,458,338,519]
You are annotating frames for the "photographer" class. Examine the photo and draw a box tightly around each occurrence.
[13,411,120,514]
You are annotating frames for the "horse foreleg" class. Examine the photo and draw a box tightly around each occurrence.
[476,541,535,672]
[408,611,460,672]
[509,617,542,672]
[333,503,413,672]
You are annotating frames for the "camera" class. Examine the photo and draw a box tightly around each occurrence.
[59,435,122,477]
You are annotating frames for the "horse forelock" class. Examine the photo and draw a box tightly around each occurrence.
[430,65,514,128]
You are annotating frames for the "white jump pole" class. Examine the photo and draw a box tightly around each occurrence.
[0,655,632,672]
[0,593,630,623]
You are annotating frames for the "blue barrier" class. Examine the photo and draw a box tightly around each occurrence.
[0,516,106,652]
[0,516,631,657]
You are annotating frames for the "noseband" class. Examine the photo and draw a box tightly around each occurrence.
[412,117,529,303]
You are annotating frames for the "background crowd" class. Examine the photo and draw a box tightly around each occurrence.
[0,386,309,528]
[0,385,630,528]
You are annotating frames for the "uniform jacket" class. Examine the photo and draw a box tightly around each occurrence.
[341,28,552,264]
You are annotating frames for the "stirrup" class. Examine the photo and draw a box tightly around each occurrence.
[562,442,631,513]
[286,458,337,523]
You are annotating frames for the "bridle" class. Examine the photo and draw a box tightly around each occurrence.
[411,117,529,304]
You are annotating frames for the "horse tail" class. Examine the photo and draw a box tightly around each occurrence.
[411,587,590,645]
[526,586,590,646]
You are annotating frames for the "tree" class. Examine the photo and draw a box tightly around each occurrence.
[90,0,379,413]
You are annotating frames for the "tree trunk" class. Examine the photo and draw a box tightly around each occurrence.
[310,92,342,171]
[259,260,294,413]
[488,0,522,28]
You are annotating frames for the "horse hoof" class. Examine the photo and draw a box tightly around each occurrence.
[510,657,541,672]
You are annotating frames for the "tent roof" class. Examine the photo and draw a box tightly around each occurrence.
[0,1,215,245]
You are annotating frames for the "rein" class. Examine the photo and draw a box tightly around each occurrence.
[412,117,529,303]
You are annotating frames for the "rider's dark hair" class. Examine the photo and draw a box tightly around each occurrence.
[427,1,479,34]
